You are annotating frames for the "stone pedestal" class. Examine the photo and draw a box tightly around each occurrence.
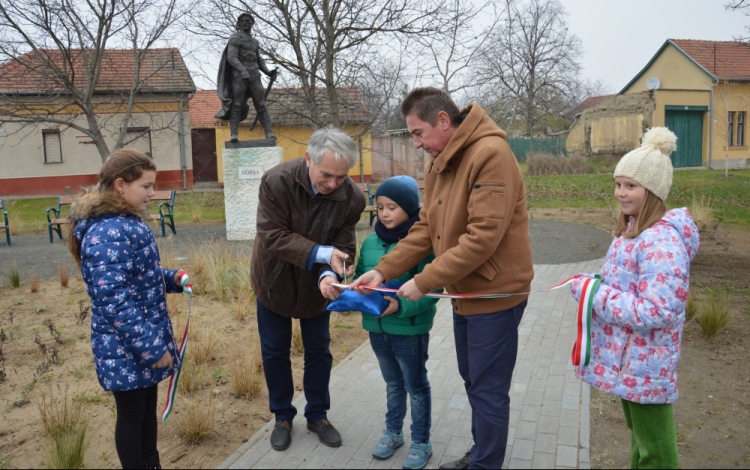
[222,145,283,241]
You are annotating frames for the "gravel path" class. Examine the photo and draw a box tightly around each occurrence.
[0,219,612,283]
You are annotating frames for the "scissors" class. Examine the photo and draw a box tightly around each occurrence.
[343,260,348,285]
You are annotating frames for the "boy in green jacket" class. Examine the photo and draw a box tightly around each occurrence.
[355,176,439,470]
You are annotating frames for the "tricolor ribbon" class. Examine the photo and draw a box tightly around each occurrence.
[570,274,602,367]
[333,273,602,367]
[161,269,193,423]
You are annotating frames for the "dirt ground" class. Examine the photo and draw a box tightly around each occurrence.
[530,207,750,469]
[0,279,368,469]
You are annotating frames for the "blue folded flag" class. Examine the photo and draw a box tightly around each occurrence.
[326,281,403,316]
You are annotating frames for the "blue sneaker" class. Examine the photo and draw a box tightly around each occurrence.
[402,441,432,470]
[372,429,404,460]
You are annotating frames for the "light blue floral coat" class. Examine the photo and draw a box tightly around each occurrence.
[571,208,699,404]
[70,189,182,392]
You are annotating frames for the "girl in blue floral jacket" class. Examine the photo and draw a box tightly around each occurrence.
[68,149,188,469]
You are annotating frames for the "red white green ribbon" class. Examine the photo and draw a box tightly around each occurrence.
[332,273,602,367]
[570,274,602,367]
[161,269,193,423]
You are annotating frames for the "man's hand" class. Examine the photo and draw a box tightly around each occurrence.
[349,269,384,294]
[150,351,174,369]
[329,249,350,277]
[319,275,342,300]
[381,296,399,316]
[397,279,424,301]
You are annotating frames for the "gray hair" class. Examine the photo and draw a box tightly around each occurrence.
[307,126,358,169]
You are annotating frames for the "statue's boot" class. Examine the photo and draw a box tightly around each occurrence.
[229,104,241,142]
[259,108,275,140]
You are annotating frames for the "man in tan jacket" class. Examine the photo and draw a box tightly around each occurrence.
[353,88,534,469]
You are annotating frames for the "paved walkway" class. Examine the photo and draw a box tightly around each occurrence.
[219,259,602,469]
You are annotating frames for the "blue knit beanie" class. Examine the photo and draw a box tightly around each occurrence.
[374,176,420,217]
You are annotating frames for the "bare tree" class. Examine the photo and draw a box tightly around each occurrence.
[414,0,498,99]
[183,0,443,132]
[476,0,582,138]
[726,0,750,41]
[0,0,194,162]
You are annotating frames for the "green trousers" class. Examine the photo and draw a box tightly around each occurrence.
[621,399,680,469]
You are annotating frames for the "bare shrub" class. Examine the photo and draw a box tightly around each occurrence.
[526,153,591,175]
[174,395,216,444]
[30,274,40,293]
[177,360,206,395]
[696,290,731,337]
[58,263,69,288]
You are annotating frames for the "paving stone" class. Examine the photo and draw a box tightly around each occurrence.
[531,452,556,469]
[534,432,557,454]
[326,446,359,468]
[557,426,579,447]
[508,458,532,469]
[510,438,535,460]
[445,436,472,459]
[515,421,538,440]
[556,445,578,468]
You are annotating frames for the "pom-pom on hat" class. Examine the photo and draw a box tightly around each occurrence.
[614,127,677,201]
[374,175,421,217]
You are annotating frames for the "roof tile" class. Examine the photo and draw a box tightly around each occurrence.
[671,39,750,80]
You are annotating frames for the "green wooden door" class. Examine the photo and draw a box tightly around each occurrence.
[664,110,704,167]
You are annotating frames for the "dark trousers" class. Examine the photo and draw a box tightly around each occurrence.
[112,385,159,469]
[256,300,333,423]
[453,300,526,469]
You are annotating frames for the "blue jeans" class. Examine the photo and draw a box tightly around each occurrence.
[369,332,431,444]
[256,301,333,423]
[454,300,526,469]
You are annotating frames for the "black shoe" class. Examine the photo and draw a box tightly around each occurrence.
[270,420,292,451]
[306,419,342,447]
[439,452,471,469]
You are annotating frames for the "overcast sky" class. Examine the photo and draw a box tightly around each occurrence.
[564,0,748,93]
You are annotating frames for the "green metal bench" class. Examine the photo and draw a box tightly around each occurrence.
[1,199,10,246]
[47,190,177,243]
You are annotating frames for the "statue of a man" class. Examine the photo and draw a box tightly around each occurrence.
[216,13,278,142]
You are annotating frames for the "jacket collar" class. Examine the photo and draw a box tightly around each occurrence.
[68,186,147,222]
[294,157,348,201]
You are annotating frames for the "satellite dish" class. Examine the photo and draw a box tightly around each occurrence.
[646,77,661,91]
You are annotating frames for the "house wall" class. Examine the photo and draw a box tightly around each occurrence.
[623,44,713,93]
[371,135,426,182]
[213,125,373,184]
[709,82,750,169]
[0,97,193,196]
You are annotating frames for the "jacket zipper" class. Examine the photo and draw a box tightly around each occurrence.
[266,261,285,299]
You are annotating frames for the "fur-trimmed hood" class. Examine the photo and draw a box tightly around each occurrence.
[70,186,147,242]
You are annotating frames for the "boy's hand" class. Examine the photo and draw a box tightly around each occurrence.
[319,275,342,300]
[381,296,399,316]
[397,279,424,301]
[349,269,384,294]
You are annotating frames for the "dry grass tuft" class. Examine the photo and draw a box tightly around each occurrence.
[689,193,715,233]
[696,290,731,337]
[158,238,178,270]
[178,360,206,395]
[30,274,40,293]
[251,334,263,374]
[291,319,304,355]
[526,153,591,175]
[191,242,253,301]
[229,350,263,398]
[174,395,216,444]
[188,324,220,365]
[685,291,699,321]
[58,263,69,288]
[233,290,255,322]
[37,385,91,469]
[6,200,21,236]
[6,262,20,288]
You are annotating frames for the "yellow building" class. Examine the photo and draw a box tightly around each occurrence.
[190,88,373,184]
[568,39,750,169]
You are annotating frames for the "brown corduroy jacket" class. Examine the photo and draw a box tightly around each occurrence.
[375,103,534,315]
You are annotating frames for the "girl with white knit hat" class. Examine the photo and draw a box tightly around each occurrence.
[569,127,700,468]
